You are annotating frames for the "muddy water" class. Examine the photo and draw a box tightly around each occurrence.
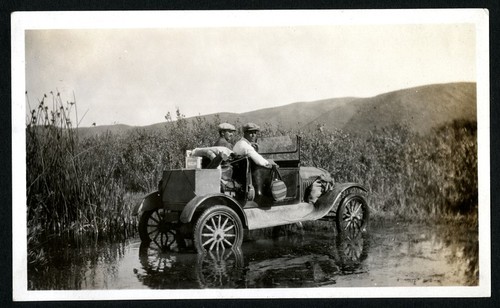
[28,220,478,290]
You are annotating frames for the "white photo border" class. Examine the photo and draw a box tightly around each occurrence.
[12,9,491,301]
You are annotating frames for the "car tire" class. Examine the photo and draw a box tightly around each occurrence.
[336,193,369,234]
[139,209,179,250]
[193,205,244,253]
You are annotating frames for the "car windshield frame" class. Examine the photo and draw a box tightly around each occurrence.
[257,135,301,161]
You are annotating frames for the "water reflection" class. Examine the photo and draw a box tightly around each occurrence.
[136,230,369,289]
[360,221,479,287]
[335,230,369,273]
[28,237,128,290]
[196,249,245,288]
[241,230,368,288]
[137,243,243,288]
[137,243,245,289]
[27,221,479,289]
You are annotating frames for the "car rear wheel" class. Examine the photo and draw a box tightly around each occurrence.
[336,193,369,234]
[193,205,244,253]
[139,209,180,251]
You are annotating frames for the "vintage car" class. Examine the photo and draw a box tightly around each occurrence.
[133,135,369,253]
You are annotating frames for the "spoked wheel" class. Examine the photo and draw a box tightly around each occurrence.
[139,209,181,251]
[194,205,244,253]
[336,193,369,234]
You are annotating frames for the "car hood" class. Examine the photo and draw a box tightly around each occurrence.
[299,166,332,181]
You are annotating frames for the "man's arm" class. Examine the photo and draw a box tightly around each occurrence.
[247,148,272,168]
[247,144,280,168]
[234,139,275,168]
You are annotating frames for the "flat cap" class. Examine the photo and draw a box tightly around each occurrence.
[218,123,236,131]
[242,122,260,132]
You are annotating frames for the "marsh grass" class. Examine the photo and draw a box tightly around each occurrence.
[26,92,137,268]
[298,121,477,219]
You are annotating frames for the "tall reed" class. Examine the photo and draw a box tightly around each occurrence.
[298,121,477,219]
[26,92,135,269]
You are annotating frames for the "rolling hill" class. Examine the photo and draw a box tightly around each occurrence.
[346,82,476,134]
[77,82,476,138]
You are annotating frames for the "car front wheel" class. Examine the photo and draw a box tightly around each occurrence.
[193,205,244,253]
[336,193,369,234]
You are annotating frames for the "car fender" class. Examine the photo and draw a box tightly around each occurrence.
[132,191,162,216]
[180,194,248,228]
[312,183,368,218]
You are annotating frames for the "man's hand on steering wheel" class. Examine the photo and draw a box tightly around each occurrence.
[268,159,279,169]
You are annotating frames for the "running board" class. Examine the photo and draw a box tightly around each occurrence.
[244,202,316,230]
[243,182,365,230]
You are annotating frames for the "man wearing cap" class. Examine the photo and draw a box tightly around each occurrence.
[233,122,276,168]
[213,123,236,149]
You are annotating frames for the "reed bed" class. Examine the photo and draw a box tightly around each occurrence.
[298,120,477,219]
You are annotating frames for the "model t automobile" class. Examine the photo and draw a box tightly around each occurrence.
[133,135,369,253]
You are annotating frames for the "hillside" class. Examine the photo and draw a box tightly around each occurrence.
[297,82,476,134]
[158,97,358,132]
[76,82,476,137]
[343,82,476,134]
[75,123,134,139]
[239,97,358,130]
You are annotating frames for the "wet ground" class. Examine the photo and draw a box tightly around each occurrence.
[28,220,478,290]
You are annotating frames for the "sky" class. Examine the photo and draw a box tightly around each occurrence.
[23,13,477,127]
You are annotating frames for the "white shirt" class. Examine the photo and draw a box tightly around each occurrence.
[233,137,271,168]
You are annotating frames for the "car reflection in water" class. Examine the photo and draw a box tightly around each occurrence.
[136,229,369,289]
[137,242,245,289]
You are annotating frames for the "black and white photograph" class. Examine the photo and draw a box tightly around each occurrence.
[11,9,490,300]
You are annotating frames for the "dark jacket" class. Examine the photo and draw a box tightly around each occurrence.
[213,137,232,149]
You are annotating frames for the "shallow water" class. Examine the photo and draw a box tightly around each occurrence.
[28,220,478,290]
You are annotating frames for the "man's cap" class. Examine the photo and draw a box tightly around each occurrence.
[218,123,236,131]
[243,122,260,132]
